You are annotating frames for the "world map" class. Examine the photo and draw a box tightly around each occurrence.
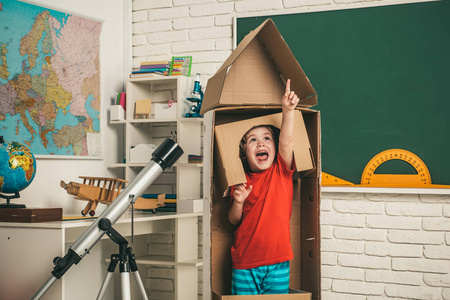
[0,0,102,156]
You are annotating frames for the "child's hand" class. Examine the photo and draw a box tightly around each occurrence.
[281,79,299,111]
[232,183,252,205]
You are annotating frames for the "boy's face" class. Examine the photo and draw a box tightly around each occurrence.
[244,127,276,172]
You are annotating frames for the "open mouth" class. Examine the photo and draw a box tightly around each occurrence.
[256,150,269,161]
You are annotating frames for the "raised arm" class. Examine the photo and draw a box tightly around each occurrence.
[279,79,299,169]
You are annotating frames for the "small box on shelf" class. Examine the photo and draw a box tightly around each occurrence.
[177,199,203,213]
[110,105,125,121]
[154,101,177,119]
[129,144,157,163]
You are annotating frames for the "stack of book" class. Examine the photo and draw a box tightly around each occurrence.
[131,60,171,78]
[188,154,203,164]
[115,92,126,110]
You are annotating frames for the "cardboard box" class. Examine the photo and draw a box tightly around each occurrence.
[200,18,317,115]
[205,106,321,300]
[202,17,321,300]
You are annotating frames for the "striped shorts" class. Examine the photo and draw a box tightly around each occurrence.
[231,261,290,295]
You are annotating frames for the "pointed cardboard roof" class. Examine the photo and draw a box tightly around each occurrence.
[200,18,317,115]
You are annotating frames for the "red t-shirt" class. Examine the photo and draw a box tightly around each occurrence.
[230,153,295,269]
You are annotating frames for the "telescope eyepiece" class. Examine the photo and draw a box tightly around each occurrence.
[152,139,183,170]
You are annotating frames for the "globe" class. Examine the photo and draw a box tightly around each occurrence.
[0,137,37,206]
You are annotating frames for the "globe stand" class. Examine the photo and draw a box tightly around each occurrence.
[0,192,26,209]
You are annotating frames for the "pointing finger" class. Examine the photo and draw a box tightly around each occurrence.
[285,79,291,94]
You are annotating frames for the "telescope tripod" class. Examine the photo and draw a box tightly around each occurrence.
[97,219,148,300]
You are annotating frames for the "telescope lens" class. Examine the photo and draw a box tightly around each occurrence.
[152,139,184,170]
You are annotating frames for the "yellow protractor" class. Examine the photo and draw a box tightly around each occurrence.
[322,172,355,186]
[360,149,431,187]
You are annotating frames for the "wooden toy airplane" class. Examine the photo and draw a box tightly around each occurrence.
[60,176,165,216]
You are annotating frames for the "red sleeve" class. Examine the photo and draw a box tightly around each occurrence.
[277,153,295,179]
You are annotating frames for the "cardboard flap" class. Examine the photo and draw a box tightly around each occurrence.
[214,111,314,196]
[202,68,228,114]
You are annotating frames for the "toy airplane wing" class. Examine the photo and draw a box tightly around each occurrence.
[132,194,166,210]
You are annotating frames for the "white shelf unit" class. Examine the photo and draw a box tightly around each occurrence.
[109,76,203,300]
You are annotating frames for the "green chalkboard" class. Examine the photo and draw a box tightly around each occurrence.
[237,1,450,185]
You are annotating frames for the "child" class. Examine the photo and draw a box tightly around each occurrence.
[228,79,299,295]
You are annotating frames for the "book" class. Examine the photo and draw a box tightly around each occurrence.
[140,64,169,69]
[63,215,97,221]
[129,72,167,78]
[142,193,176,199]
[132,68,167,74]
[188,155,203,163]
[154,207,176,213]
[163,199,177,204]
[140,60,170,66]
[119,92,126,111]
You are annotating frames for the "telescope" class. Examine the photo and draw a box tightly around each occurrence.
[31,138,183,299]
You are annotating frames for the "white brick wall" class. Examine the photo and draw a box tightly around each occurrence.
[131,1,450,299]
[322,191,450,299]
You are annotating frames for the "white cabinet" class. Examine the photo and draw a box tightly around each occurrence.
[109,76,203,299]
[0,212,201,300]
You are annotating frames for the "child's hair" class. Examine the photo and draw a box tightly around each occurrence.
[239,124,280,173]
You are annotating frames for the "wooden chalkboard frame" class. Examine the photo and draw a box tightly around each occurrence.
[236,1,450,190]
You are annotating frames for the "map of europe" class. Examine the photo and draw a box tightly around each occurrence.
[0,0,102,156]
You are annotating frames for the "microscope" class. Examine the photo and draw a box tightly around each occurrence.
[185,73,204,118]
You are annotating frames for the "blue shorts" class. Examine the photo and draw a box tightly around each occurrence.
[231,261,290,295]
